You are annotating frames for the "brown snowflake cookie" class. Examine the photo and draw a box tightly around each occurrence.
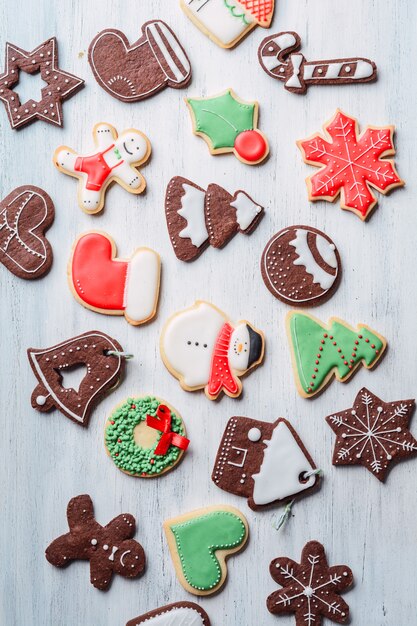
[126,602,211,626]
[326,387,417,481]
[261,226,341,306]
[0,37,84,129]
[0,185,54,279]
[28,330,126,427]
[212,417,320,510]
[88,21,191,102]
[45,494,146,591]
[165,176,263,261]
[267,540,353,625]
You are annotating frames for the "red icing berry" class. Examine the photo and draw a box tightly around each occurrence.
[234,130,267,162]
[131,404,136,409]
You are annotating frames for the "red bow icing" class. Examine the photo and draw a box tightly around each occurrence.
[146,404,190,455]
[207,322,240,397]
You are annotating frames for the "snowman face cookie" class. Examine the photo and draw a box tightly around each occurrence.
[160,301,264,400]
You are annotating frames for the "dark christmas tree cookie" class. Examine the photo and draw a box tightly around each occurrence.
[261,225,341,306]
[286,312,387,398]
[186,89,269,164]
[0,37,84,129]
[28,330,126,426]
[105,396,190,478]
[165,176,263,261]
[212,417,319,510]
[88,21,191,102]
[0,185,54,279]
[126,602,211,626]
[267,540,353,624]
[326,388,417,480]
[45,494,146,590]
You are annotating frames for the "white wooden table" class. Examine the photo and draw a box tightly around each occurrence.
[1,1,416,624]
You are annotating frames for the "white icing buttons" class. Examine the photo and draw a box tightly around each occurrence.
[248,427,262,442]
[36,395,47,406]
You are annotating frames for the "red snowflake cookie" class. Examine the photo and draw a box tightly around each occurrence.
[267,540,353,625]
[297,109,404,220]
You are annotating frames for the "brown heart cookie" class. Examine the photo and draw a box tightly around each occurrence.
[0,185,54,279]
[88,21,191,102]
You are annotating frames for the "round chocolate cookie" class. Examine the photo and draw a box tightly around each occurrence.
[261,225,341,306]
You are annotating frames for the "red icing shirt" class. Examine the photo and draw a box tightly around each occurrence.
[207,322,239,397]
[71,232,127,311]
[74,145,122,191]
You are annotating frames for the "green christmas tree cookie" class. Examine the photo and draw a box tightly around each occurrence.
[286,311,387,398]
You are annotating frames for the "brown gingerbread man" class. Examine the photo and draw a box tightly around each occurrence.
[45,494,146,590]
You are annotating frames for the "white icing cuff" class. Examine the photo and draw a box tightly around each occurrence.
[124,249,160,323]
[146,21,191,83]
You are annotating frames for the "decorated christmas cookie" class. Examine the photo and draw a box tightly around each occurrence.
[54,122,151,214]
[0,186,54,279]
[297,110,404,220]
[89,21,191,102]
[160,301,264,400]
[326,388,417,481]
[212,417,320,510]
[28,330,127,427]
[165,176,263,261]
[261,225,341,306]
[267,540,353,624]
[163,505,248,595]
[0,37,84,129]
[126,602,211,626]
[186,89,269,164]
[105,396,190,478]
[68,232,160,325]
[45,494,146,590]
[181,0,274,49]
[286,312,387,398]
[258,31,377,94]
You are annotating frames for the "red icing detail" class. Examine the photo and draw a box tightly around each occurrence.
[234,130,267,163]
[237,0,273,24]
[74,145,122,191]
[71,232,127,311]
[146,404,190,456]
[207,323,240,397]
[299,111,402,217]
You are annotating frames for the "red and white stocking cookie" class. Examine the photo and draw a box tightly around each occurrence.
[46,494,146,590]
[165,176,263,261]
[160,301,264,400]
[68,232,160,325]
[212,417,320,510]
[54,122,151,214]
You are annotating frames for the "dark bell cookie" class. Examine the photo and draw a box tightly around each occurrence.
[261,225,341,306]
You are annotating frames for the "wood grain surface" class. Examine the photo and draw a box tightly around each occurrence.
[1,1,416,624]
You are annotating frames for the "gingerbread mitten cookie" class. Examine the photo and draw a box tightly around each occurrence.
[126,602,211,626]
[46,495,146,590]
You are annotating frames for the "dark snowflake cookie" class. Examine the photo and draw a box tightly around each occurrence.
[126,602,211,626]
[105,396,190,478]
[88,21,191,102]
[28,330,126,426]
[45,494,146,590]
[261,225,341,306]
[267,540,353,625]
[326,388,417,480]
[0,185,54,279]
[212,417,319,510]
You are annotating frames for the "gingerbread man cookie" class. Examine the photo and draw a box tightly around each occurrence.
[54,122,151,214]
[45,494,146,590]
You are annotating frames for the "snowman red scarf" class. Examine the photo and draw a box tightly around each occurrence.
[207,322,239,397]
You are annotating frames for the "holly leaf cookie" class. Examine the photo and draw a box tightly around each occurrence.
[88,21,191,102]
[267,540,353,625]
[186,89,269,164]
[126,602,211,626]
[297,110,404,220]
[163,505,248,595]
[286,312,387,398]
[0,185,54,279]
[212,417,320,510]
[46,494,146,590]
[326,388,417,480]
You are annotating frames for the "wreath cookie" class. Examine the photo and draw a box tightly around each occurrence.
[105,396,190,478]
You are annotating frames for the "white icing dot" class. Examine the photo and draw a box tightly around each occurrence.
[90,538,98,546]
[36,395,46,406]
[248,427,262,442]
